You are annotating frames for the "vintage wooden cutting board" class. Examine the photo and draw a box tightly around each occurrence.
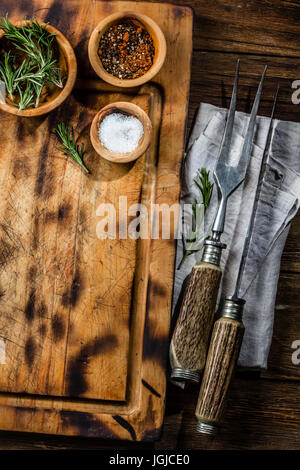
[0,1,192,440]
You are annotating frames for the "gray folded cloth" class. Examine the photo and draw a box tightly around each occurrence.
[173,102,300,369]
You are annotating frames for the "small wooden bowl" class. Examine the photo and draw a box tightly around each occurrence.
[90,101,152,163]
[88,12,167,88]
[0,21,77,117]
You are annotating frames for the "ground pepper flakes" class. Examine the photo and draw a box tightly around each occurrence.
[98,21,155,79]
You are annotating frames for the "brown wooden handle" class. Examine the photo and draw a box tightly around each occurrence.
[169,262,222,382]
[195,316,245,433]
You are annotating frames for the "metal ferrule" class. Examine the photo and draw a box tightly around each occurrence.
[171,368,200,384]
[221,297,245,322]
[201,239,226,266]
[196,421,218,436]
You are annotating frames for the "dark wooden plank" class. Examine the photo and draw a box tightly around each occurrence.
[1,376,300,450]
[276,272,300,306]
[261,271,300,380]
[262,306,300,381]
[168,0,300,57]
[0,430,154,450]
[162,378,300,450]
[187,51,300,132]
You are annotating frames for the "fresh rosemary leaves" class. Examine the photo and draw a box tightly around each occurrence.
[55,123,89,174]
[178,168,213,269]
[0,15,63,111]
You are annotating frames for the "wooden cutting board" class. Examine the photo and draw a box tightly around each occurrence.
[0,1,192,440]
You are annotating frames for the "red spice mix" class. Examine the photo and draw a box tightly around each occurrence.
[98,20,155,79]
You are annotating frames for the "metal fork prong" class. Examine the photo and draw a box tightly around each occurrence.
[216,59,240,169]
[236,65,267,177]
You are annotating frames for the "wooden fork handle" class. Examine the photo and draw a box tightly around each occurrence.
[195,314,245,435]
[169,262,222,383]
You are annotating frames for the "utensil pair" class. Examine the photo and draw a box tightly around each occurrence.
[170,60,267,383]
[170,62,278,434]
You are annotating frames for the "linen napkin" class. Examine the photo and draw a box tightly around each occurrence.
[173,102,300,369]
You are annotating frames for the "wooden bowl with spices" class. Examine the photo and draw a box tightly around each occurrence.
[88,12,166,88]
[90,101,152,163]
[0,18,77,117]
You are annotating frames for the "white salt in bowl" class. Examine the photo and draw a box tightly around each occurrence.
[90,101,152,163]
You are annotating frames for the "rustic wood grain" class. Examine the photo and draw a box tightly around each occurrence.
[196,317,244,427]
[163,378,300,450]
[0,0,192,440]
[262,271,300,380]
[0,90,151,401]
[191,0,300,58]
[170,262,222,376]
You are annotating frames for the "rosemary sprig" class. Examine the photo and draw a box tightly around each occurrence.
[0,51,16,99]
[55,123,89,174]
[178,168,213,270]
[16,80,35,110]
[0,14,63,110]
[194,167,214,211]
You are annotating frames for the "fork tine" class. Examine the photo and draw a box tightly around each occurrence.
[235,65,267,176]
[216,59,240,168]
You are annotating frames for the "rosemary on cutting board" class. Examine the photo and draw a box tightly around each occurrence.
[0,14,63,111]
[55,122,89,174]
[178,168,213,270]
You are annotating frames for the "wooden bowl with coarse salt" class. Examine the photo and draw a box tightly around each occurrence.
[90,101,152,163]
[88,12,167,88]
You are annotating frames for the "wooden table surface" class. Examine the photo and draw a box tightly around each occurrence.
[1,0,300,450]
